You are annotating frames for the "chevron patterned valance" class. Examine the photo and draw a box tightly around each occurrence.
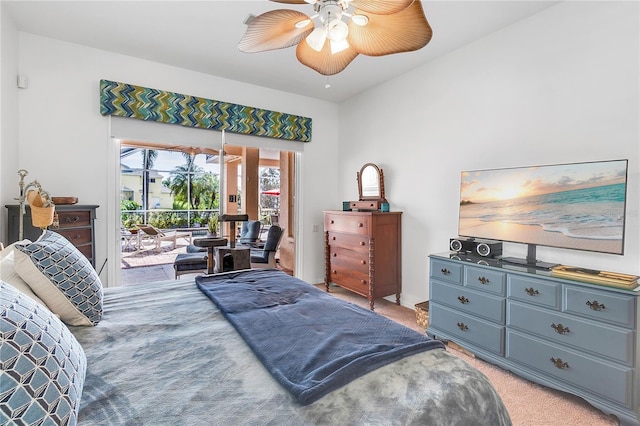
[99,79,312,142]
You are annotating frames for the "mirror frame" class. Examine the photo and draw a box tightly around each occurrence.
[357,163,387,203]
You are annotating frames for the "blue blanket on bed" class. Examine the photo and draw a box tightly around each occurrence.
[196,269,445,405]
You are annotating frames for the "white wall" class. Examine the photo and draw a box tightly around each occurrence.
[0,4,20,246]
[339,1,640,307]
[2,29,339,286]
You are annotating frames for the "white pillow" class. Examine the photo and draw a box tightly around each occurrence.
[0,241,48,307]
[14,230,103,326]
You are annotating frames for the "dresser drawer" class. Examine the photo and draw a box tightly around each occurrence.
[327,232,369,252]
[508,275,561,310]
[465,266,506,295]
[430,259,462,285]
[507,330,633,407]
[56,228,92,246]
[564,286,636,328]
[508,301,634,365]
[431,303,503,355]
[325,213,370,235]
[431,281,504,323]
[328,246,369,273]
[56,210,92,228]
[328,267,369,294]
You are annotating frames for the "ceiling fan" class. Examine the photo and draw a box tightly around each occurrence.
[238,0,433,76]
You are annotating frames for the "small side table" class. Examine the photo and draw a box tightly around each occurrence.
[193,238,228,274]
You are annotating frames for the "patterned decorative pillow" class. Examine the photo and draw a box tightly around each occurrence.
[0,281,87,425]
[0,242,48,308]
[14,230,103,326]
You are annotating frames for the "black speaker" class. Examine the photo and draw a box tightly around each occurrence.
[450,237,502,258]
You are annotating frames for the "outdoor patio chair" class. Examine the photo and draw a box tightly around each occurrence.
[250,225,283,269]
[136,224,192,252]
[239,220,261,245]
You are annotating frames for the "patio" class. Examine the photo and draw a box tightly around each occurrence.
[120,226,273,286]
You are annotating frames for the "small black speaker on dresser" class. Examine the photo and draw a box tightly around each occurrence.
[450,237,503,258]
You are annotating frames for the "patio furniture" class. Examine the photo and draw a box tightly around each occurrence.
[239,220,261,245]
[219,214,249,248]
[136,225,192,252]
[250,225,283,269]
[121,230,138,251]
[173,253,208,279]
[193,237,228,275]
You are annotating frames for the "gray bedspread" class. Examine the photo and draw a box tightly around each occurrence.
[70,277,511,426]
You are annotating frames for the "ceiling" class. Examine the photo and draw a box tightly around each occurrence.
[4,0,560,103]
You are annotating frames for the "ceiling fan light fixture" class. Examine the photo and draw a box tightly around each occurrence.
[306,27,327,52]
[351,14,368,26]
[330,38,349,54]
[295,18,312,29]
[327,19,348,42]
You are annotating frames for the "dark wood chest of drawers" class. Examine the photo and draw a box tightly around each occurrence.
[323,210,402,310]
[5,204,99,266]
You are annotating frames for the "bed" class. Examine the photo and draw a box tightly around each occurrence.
[1,231,511,425]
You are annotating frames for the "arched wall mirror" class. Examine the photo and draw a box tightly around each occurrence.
[357,163,386,203]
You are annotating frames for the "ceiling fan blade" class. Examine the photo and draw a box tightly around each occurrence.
[348,1,432,56]
[296,39,359,75]
[270,0,310,4]
[238,10,314,53]
[350,0,415,15]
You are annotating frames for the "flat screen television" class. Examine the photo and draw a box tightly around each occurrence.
[458,159,628,268]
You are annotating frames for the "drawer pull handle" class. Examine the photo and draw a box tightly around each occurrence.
[360,260,366,265]
[524,287,539,296]
[550,323,570,335]
[586,300,605,311]
[330,220,334,224]
[332,253,337,257]
[332,236,336,240]
[66,216,81,223]
[358,223,364,227]
[550,357,569,369]
[332,270,337,274]
[360,241,366,246]
[478,276,490,285]
[456,322,468,331]
[457,296,469,304]
[441,268,450,276]
[360,279,367,284]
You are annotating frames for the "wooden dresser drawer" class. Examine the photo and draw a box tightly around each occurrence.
[57,210,92,228]
[328,267,369,294]
[506,330,633,407]
[431,281,504,323]
[431,303,503,355]
[508,275,561,310]
[430,259,463,285]
[328,246,369,273]
[56,228,92,246]
[564,286,635,328]
[465,266,506,295]
[508,301,634,365]
[327,232,369,251]
[325,213,370,235]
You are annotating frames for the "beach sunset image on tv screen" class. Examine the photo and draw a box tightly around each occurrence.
[458,159,628,255]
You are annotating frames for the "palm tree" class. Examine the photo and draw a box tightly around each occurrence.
[166,155,219,212]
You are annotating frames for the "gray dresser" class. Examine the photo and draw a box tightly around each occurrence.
[427,253,639,425]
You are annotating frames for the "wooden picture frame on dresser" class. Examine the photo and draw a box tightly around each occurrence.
[6,204,99,267]
[323,210,402,310]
